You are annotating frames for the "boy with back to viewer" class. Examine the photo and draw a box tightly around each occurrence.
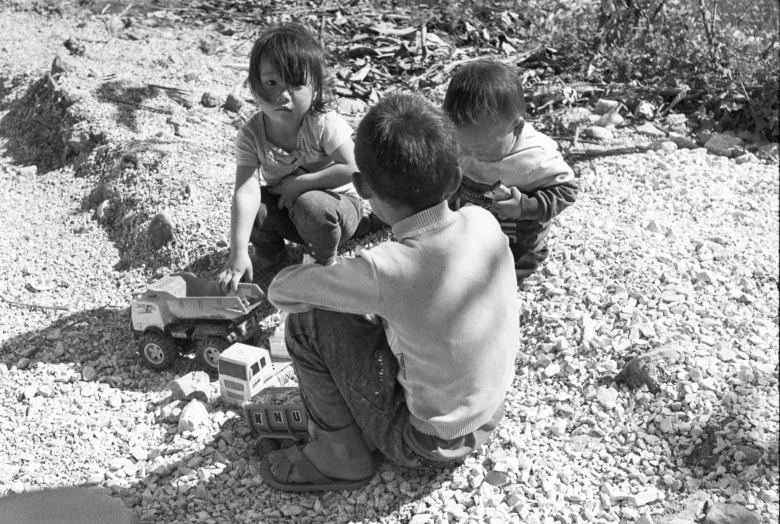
[258,92,520,492]
[443,59,578,282]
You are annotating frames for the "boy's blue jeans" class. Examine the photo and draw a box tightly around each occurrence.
[498,218,550,280]
[284,308,503,469]
[251,187,363,265]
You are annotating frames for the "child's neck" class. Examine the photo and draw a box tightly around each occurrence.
[263,114,304,152]
[369,197,417,227]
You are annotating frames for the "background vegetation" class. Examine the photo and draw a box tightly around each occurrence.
[14,0,780,140]
[398,0,779,140]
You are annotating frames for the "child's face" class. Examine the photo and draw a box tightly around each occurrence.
[256,56,314,122]
[453,118,520,162]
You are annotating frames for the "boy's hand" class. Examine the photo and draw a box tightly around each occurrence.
[491,187,524,219]
[268,170,306,210]
[218,250,253,292]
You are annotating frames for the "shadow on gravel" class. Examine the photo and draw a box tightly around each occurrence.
[0,304,249,394]
[675,413,779,478]
[0,74,80,173]
[94,82,164,134]
[0,73,32,112]
[109,413,446,523]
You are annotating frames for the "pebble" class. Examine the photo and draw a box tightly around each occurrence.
[596,387,618,410]
[544,363,561,377]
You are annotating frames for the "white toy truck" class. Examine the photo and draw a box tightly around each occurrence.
[131,272,266,372]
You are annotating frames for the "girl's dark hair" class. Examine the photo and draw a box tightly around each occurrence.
[248,23,329,114]
[355,93,461,212]
[443,60,526,126]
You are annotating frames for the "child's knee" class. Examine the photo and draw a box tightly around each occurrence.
[514,245,548,273]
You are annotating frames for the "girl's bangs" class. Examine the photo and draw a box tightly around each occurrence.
[266,46,314,87]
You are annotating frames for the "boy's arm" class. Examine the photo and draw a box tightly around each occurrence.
[492,154,578,221]
[218,165,261,292]
[494,179,578,222]
[268,251,380,314]
[269,139,358,209]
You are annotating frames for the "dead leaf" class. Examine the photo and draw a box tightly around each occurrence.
[350,63,372,82]
[424,32,448,48]
[347,45,379,59]
[370,23,417,39]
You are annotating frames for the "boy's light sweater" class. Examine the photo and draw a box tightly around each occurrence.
[268,201,520,439]
[458,123,577,222]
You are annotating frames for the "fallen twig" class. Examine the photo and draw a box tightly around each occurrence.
[148,83,192,95]
[5,300,71,312]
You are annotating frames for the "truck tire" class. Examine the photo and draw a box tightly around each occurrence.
[140,332,177,370]
[254,438,280,458]
[196,337,229,372]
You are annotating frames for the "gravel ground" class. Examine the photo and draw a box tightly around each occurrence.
[1,6,779,524]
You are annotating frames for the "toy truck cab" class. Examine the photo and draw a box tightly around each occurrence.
[131,273,266,372]
[218,343,278,405]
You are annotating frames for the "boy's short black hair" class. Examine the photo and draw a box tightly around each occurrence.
[355,93,461,211]
[248,23,329,113]
[442,60,526,126]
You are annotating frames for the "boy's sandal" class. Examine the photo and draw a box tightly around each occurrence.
[259,446,373,492]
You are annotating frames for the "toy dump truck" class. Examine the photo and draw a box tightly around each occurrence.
[131,272,266,372]
[243,386,310,457]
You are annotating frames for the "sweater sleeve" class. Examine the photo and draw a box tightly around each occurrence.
[267,252,381,315]
[516,179,578,221]
[514,150,578,221]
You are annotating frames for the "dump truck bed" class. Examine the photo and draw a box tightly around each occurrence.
[145,273,265,320]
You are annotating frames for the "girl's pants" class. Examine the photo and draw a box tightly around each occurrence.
[251,187,363,265]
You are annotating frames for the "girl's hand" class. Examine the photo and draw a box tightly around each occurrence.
[491,187,524,220]
[218,250,253,293]
[268,169,306,210]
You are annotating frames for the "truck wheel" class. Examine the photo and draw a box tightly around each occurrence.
[140,333,177,370]
[255,438,280,458]
[196,337,229,372]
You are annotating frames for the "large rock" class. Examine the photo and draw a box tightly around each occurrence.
[51,53,84,77]
[666,133,699,149]
[585,126,613,141]
[614,345,682,394]
[647,140,679,153]
[178,399,210,433]
[201,92,220,108]
[595,111,624,127]
[167,371,210,402]
[148,211,175,248]
[0,463,20,483]
[636,122,666,138]
[704,133,745,158]
[703,503,760,524]
[158,399,187,424]
[594,99,621,115]
[224,92,244,113]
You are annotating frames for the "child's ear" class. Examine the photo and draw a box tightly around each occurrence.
[511,117,525,137]
[443,167,463,199]
[352,171,374,200]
